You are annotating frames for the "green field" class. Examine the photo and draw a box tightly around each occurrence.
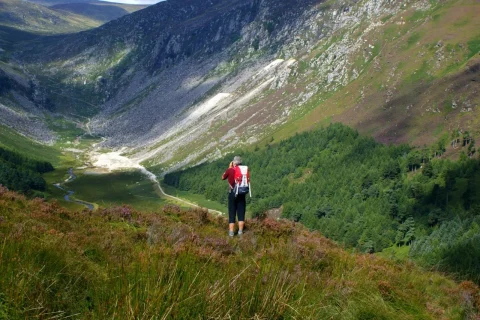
[67,170,166,211]
[161,182,227,214]
[0,125,61,165]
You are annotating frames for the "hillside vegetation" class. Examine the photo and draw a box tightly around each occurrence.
[164,123,480,282]
[50,2,146,23]
[0,0,102,34]
[0,146,54,195]
[0,188,479,319]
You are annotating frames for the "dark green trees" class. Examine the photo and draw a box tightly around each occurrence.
[164,123,480,275]
[0,147,54,193]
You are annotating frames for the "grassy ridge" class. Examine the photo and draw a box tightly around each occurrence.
[0,0,102,34]
[0,125,60,165]
[0,187,479,319]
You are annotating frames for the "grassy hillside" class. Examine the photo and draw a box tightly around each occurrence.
[0,188,479,319]
[51,2,146,23]
[0,125,60,165]
[273,0,480,148]
[66,170,166,211]
[0,0,103,34]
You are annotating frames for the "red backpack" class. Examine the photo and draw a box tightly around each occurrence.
[233,165,251,197]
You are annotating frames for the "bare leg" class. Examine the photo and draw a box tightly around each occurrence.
[238,221,245,232]
[229,223,235,232]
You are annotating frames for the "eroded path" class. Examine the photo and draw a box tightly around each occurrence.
[138,167,224,215]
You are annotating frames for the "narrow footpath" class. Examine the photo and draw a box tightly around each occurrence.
[138,167,225,216]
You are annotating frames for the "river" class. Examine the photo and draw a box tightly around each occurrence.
[53,168,95,210]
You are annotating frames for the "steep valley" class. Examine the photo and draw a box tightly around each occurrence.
[3,0,476,174]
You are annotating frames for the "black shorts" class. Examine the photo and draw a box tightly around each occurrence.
[228,192,246,223]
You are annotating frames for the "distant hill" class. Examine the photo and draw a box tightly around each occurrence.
[50,2,146,22]
[50,3,130,23]
[26,0,148,9]
[25,0,92,5]
[0,0,144,35]
[0,0,101,34]
[0,0,145,142]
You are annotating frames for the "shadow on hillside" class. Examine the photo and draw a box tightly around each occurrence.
[440,235,480,283]
[350,62,480,146]
[50,3,129,23]
[0,25,48,52]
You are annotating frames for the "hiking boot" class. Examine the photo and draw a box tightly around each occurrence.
[228,230,234,237]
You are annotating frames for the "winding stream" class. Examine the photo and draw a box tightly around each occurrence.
[53,168,95,210]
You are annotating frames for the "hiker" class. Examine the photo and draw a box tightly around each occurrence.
[222,156,250,237]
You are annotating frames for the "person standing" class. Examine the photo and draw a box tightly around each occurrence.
[222,156,249,236]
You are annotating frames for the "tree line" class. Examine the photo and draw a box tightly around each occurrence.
[0,146,54,194]
[164,123,480,282]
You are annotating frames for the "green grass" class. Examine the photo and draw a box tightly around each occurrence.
[0,125,60,165]
[407,10,429,23]
[405,60,433,84]
[67,170,166,211]
[377,245,411,261]
[405,32,422,50]
[467,38,480,59]
[453,17,471,28]
[434,123,445,137]
[0,189,478,319]
[161,182,227,213]
[381,14,394,23]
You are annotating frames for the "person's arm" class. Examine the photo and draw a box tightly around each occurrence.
[222,168,229,180]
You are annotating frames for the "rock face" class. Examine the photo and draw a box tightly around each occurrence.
[9,0,480,169]
[0,69,55,143]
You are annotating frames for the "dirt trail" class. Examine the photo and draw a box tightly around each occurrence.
[138,167,225,215]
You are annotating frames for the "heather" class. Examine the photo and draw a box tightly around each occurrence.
[0,187,479,319]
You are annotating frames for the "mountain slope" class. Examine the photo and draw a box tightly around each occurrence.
[0,188,478,318]
[50,2,146,23]
[0,0,103,34]
[8,0,480,171]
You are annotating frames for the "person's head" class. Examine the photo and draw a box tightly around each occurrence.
[233,156,242,166]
